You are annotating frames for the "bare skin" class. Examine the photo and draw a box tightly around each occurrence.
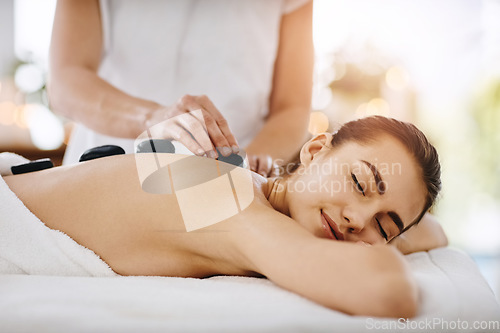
[2,135,447,318]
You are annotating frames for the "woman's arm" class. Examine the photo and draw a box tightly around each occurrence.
[236,206,418,318]
[245,1,314,165]
[48,0,238,155]
[390,213,448,255]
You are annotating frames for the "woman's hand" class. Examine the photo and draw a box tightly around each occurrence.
[145,94,239,158]
[390,213,448,254]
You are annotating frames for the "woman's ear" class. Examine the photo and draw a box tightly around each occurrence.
[299,133,333,167]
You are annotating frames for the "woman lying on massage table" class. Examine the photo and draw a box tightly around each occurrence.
[3,116,446,319]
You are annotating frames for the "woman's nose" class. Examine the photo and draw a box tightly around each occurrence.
[342,202,386,244]
[342,215,365,233]
[342,207,375,233]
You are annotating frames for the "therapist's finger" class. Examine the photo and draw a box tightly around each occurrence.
[169,125,206,156]
[176,96,218,157]
[196,95,239,154]
[248,155,270,177]
[175,113,218,159]
[270,161,280,177]
[191,108,232,157]
[248,155,259,174]
[256,155,273,177]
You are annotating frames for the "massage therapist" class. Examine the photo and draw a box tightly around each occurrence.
[48,0,314,176]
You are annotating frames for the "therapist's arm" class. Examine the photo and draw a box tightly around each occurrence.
[48,0,237,158]
[245,1,314,171]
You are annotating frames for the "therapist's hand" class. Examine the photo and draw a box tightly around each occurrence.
[248,154,280,177]
[146,94,239,158]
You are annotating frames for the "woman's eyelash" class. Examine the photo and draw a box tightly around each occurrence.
[351,173,365,196]
[376,217,388,241]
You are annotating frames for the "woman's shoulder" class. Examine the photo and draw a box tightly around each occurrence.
[54,152,276,217]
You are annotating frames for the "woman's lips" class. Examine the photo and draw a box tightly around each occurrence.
[320,210,344,241]
[320,211,335,240]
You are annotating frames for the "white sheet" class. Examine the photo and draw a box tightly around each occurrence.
[0,247,499,333]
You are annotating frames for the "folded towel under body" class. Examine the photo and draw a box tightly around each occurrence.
[0,152,29,176]
[0,152,116,276]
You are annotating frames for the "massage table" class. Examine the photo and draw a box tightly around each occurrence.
[1,248,499,333]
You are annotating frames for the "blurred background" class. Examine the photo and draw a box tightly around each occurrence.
[0,0,499,300]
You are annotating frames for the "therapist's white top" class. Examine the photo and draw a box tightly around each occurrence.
[63,0,310,164]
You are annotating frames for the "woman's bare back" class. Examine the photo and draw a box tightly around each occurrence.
[3,154,273,277]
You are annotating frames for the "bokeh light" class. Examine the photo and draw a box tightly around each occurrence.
[385,66,410,91]
[22,103,64,150]
[311,87,333,110]
[14,105,28,128]
[14,63,45,93]
[355,98,390,118]
[308,111,329,135]
[0,102,16,126]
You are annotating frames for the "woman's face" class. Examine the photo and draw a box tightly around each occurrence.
[285,134,427,245]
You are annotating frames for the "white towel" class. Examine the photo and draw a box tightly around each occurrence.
[0,152,29,176]
[0,152,117,276]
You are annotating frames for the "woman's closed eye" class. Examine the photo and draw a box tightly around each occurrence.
[375,217,388,241]
[351,173,365,196]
